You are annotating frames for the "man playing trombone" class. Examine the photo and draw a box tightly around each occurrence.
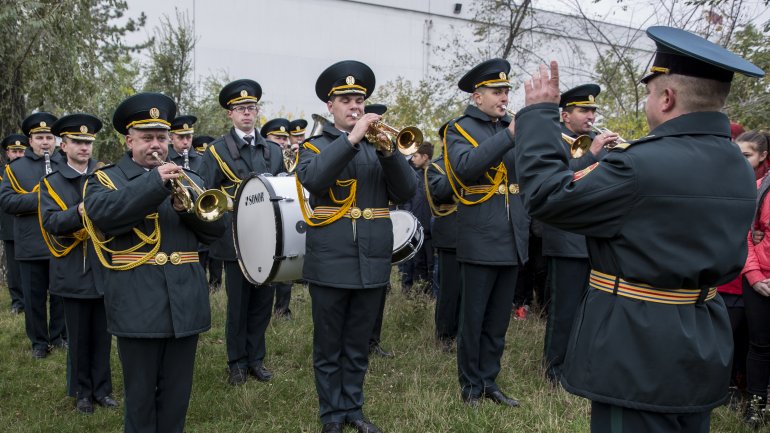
[296,60,416,433]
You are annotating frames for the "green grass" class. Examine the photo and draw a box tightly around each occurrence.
[0,276,755,433]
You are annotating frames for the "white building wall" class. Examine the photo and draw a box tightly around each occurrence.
[126,0,654,118]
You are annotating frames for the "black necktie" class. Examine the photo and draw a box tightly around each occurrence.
[244,135,254,146]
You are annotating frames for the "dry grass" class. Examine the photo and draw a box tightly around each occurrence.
[0,275,754,433]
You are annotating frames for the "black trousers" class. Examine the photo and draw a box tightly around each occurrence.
[18,259,65,351]
[434,248,461,340]
[744,277,770,399]
[63,298,112,399]
[273,281,292,314]
[4,240,23,309]
[117,335,198,433]
[400,238,434,294]
[310,284,383,424]
[457,263,518,398]
[224,261,272,369]
[722,292,748,389]
[543,256,590,381]
[590,401,710,433]
[198,250,222,285]
[369,285,388,347]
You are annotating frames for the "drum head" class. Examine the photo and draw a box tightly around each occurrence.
[391,210,417,250]
[233,175,280,285]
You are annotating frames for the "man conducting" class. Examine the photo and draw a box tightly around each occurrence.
[514,27,763,432]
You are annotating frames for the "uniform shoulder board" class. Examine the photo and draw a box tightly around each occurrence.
[93,163,116,172]
[610,141,633,151]
[303,138,322,154]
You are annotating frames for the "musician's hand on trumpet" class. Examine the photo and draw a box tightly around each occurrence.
[500,105,515,135]
[348,111,382,146]
[589,130,619,156]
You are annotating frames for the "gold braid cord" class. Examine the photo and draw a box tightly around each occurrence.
[443,122,508,207]
[209,146,241,199]
[38,178,89,258]
[295,141,358,227]
[5,164,39,194]
[423,162,457,217]
[81,170,161,270]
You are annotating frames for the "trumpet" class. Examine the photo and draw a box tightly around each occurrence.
[283,147,297,173]
[351,112,422,155]
[561,133,592,158]
[589,122,626,149]
[151,152,231,222]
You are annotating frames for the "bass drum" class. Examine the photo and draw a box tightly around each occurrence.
[391,209,424,265]
[233,174,306,285]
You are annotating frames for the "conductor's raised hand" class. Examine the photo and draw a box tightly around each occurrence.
[524,61,560,107]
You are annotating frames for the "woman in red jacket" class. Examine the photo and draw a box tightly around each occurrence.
[737,130,770,426]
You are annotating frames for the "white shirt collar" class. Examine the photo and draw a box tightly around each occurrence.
[67,162,88,175]
[234,128,257,145]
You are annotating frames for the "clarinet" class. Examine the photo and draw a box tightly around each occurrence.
[44,150,52,175]
[183,149,190,170]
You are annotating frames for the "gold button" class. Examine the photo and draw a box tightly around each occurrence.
[509,184,519,194]
[362,208,374,219]
[497,184,506,194]
[349,207,362,219]
[155,252,168,265]
[169,252,182,265]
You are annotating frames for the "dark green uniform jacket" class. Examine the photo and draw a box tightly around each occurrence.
[199,127,284,261]
[0,148,63,260]
[40,160,103,299]
[445,105,529,265]
[540,126,603,258]
[296,123,416,289]
[0,162,14,241]
[168,146,203,173]
[425,158,457,251]
[83,153,226,338]
[515,103,755,413]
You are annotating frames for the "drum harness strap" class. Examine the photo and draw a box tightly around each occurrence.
[81,169,163,271]
[38,177,90,260]
[207,132,245,200]
[443,122,511,219]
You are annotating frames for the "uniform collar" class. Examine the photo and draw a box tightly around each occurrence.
[560,123,596,139]
[635,111,730,143]
[118,151,152,179]
[322,122,346,138]
[231,127,265,148]
[58,159,96,179]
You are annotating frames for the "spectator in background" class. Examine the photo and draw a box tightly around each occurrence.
[718,130,769,410]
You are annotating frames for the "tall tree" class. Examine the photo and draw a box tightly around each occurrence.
[0,0,146,138]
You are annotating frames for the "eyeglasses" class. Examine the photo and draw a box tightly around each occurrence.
[231,105,258,113]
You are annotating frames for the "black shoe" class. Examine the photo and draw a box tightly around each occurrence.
[483,389,519,407]
[321,422,343,433]
[228,366,247,386]
[76,397,94,414]
[51,339,68,350]
[462,393,481,407]
[95,395,118,408]
[369,343,394,358]
[10,306,23,314]
[347,418,383,433]
[248,365,273,382]
[32,348,47,359]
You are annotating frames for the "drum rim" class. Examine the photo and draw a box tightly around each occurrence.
[233,174,284,285]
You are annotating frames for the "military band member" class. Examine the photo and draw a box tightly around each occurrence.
[40,113,116,413]
[296,60,416,433]
[444,58,528,407]
[0,134,27,314]
[261,117,291,148]
[289,118,308,153]
[541,84,616,384]
[191,134,222,290]
[199,79,284,386]
[168,115,203,171]
[426,122,460,351]
[0,112,67,359]
[82,93,226,433]
[515,27,763,432]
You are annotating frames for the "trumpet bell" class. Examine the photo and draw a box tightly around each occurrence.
[562,133,592,158]
[195,189,232,222]
[396,126,423,156]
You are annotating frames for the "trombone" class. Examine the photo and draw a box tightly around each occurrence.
[151,152,231,222]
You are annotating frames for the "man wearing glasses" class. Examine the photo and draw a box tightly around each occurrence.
[199,79,285,386]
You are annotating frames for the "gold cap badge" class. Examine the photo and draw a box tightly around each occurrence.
[80,125,88,133]
[14,140,20,145]
[240,90,248,97]
[499,72,507,80]
[149,107,160,119]
[40,121,47,127]
[346,76,355,85]
[588,95,595,102]
[183,123,189,129]
[280,126,286,132]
